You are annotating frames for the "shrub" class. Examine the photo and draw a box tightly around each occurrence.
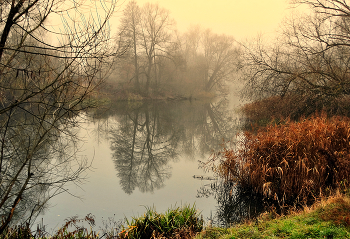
[241,94,350,128]
[212,115,350,207]
[119,205,203,239]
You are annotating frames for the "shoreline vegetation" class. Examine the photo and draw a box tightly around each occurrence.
[95,82,218,103]
[2,193,350,238]
[197,192,350,239]
[9,85,350,238]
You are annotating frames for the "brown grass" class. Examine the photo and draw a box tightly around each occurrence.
[241,94,350,128]
[211,114,350,208]
[317,194,350,227]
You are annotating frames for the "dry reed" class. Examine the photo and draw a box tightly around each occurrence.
[212,114,350,208]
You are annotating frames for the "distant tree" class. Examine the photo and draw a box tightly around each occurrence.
[116,2,175,96]
[117,0,142,92]
[201,30,239,93]
[115,3,239,98]
[177,28,239,95]
[182,25,202,62]
[139,3,175,96]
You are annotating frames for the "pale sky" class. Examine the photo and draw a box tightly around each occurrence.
[47,0,295,43]
[132,0,292,40]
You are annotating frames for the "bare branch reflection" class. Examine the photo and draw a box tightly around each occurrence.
[90,99,239,195]
[197,181,266,227]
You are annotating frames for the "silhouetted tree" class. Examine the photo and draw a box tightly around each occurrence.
[115,2,175,96]
[0,0,118,231]
[242,0,350,111]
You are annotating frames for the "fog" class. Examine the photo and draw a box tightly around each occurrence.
[122,0,290,40]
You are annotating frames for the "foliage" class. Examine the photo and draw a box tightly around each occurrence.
[209,115,350,208]
[317,196,350,227]
[0,225,32,239]
[119,205,204,239]
[50,214,98,239]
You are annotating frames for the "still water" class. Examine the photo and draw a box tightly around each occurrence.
[37,96,244,231]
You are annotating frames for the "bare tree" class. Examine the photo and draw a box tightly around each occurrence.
[0,0,118,231]
[176,28,239,95]
[201,29,239,93]
[242,0,350,109]
[117,0,142,92]
[115,2,175,96]
[139,3,175,96]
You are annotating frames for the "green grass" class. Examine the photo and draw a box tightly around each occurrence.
[119,204,203,239]
[3,196,350,238]
[197,194,350,239]
[199,215,349,239]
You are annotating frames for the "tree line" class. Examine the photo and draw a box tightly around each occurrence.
[111,1,240,98]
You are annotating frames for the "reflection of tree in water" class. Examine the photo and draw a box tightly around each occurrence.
[196,98,238,156]
[109,103,177,194]
[195,104,266,226]
[92,99,239,194]
[197,181,266,227]
[0,109,88,227]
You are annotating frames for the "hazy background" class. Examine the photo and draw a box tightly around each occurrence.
[123,0,290,40]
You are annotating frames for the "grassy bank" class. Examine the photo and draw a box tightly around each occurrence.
[198,112,350,238]
[1,195,350,238]
[197,193,350,239]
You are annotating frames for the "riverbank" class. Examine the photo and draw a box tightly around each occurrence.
[197,192,350,239]
[2,192,350,238]
[95,82,218,102]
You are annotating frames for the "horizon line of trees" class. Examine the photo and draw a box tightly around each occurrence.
[110,0,240,98]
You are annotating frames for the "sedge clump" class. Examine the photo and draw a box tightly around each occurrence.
[119,204,203,239]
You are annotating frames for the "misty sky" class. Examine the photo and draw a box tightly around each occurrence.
[48,0,295,43]
[134,0,291,40]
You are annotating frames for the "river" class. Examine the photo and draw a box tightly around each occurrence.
[35,93,245,232]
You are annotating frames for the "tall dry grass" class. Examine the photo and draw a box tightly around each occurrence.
[212,115,350,208]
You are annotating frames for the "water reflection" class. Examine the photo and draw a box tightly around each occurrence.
[0,107,87,227]
[109,103,174,194]
[197,181,266,227]
[88,98,239,195]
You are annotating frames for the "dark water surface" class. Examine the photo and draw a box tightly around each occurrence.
[37,96,244,230]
